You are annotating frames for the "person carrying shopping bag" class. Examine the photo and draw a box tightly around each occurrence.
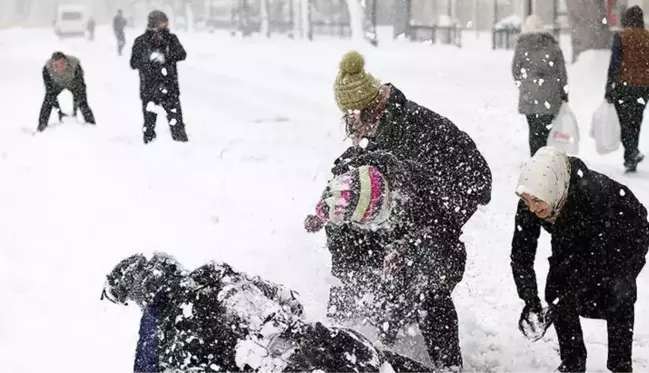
[605,5,649,173]
[512,15,569,157]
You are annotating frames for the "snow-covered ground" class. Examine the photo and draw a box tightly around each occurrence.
[0,26,648,372]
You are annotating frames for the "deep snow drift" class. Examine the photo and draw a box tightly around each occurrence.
[0,27,648,372]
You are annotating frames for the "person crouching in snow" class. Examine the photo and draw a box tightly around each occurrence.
[512,15,568,157]
[101,252,434,372]
[510,146,649,372]
[305,151,473,371]
[38,52,96,132]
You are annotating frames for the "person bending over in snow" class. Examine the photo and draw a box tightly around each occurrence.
[38,52,96,132]
[511,146,649,372]
[309,50,493,371]
[130,10,188,144]
[101,252,434,373]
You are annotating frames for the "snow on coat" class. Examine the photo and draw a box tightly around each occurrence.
[512,29,568,116]
[511,156,649,316]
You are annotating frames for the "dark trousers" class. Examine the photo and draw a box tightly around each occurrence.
[116,32,125,56]
[553,279,637,372]
[418,291,462,368]
[142,97,188,144]
[525,114,554,157]
[613,86,649,165]
[283,322,434,372]
[38,86,95,131]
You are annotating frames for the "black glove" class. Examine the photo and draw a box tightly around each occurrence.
[561,93,569,103]
[518,297,548,342]
[331,146,368,175]
[605,82,616,104]
[57,108,65,122]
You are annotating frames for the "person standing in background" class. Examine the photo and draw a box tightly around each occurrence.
[87,17,95,41]
[605,5,648,173]
[512,15,569,157]
[113,10,128,56]
[130,10,188,144]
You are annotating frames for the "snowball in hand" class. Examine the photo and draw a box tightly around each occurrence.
[149,51,166,63]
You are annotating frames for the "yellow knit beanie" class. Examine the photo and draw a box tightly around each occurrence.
[334,51,381,112]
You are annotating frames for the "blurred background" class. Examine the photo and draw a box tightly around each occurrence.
[0,0,646,61]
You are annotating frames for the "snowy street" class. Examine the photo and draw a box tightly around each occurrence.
[0,26,648,372]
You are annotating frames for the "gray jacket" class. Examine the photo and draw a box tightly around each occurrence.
[512,32,568,115]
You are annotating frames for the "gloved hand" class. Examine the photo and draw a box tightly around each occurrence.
[605,82,616,104]
[331,146,367,175]
[149,51,166,64]
[518,297,549,342]
[561,93,569,103]
[304,214,325,233]
[57,108,65,122]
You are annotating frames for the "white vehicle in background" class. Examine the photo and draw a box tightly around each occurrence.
[53,4,89,38]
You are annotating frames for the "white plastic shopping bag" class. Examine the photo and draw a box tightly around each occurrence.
[547,103,580,155]
[589,101,621,154]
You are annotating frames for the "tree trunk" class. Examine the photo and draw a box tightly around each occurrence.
[345,0,366,42]
[565,0,612,62]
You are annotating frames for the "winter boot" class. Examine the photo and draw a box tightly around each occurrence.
[144,131,157,144]
[624,152,644,173]
[556,357,587,373]
[171,127,188,142]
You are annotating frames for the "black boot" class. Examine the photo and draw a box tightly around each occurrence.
[624,152,644,173]
[144,131,157,144]
[557,357,587,373]
[171,126,188,142]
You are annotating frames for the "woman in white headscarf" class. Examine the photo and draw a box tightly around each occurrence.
[510,146,649,372]
[512,15,569,156]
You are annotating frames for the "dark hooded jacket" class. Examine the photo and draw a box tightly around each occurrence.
[512,32,568,115]
[130,29,186,101]
[511,157,649,317]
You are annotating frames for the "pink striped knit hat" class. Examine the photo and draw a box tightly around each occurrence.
[314,165,392,227]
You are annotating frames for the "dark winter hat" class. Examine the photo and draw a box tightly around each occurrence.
[51,51,67,61]
[101,254,147,305]
[622,6,645,29]
[334,51,382,112]
[313,165,392,228]
[147,10,169,29]
[101,252,186,307]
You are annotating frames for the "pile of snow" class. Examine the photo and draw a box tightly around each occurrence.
[494,15,523,30]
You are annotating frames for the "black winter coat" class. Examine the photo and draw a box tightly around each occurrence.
[130,29,186,101]
[327,84,492,274]
[511,157,649,316]
[512,32,568,115]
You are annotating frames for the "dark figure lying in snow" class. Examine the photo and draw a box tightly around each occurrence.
[101,252,434,372]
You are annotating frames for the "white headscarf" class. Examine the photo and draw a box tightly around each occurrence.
[516,146,571,211]
[522,14,545,33]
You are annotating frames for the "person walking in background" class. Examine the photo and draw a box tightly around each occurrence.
[512,15,569,157]
[130,10,188,144]
[86,17,95,41]
[605,5,648,173]
[113,10,127,56]
[38,52,96,132]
